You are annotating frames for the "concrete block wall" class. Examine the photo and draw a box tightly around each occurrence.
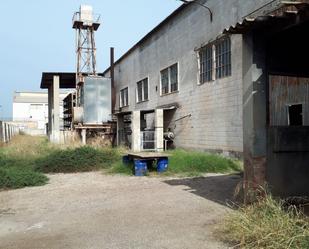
[104,0,274,155]
[0,121,20,143]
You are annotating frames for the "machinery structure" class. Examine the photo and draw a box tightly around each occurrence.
[62,5,115,144]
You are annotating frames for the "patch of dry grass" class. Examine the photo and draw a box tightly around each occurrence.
[219,195,309,249]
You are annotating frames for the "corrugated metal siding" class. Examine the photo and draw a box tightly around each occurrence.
[83,77,111,124]
[269,75,309,126]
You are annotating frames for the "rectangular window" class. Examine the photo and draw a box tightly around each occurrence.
[160,63,178,95]
[161,68,169,95]
[136,78,149,103]
[30,104,43,110]
[288,104,303,126]
[170,64,178,92]
[120,87,129,107]
[215,37,231,79]
[199,45,213,83]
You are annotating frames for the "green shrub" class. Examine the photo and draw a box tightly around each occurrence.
[0,167,48,189]
[167,149,241,176]
[35,146,121,173]
[220,195,309,249]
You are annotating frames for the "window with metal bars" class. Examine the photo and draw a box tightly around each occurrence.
[198,36,232,84]
[136,78,149,103]
[199,45,213,83]
[215,37,231,79]
[160,63,178,95]
[120,87,129,107]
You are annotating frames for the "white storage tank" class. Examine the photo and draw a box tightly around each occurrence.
[80,5,93,24]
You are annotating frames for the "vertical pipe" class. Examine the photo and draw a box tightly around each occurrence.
[110,47,115,114]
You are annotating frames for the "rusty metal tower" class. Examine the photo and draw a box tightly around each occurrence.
[72,5,101,102]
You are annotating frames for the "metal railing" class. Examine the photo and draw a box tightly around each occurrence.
[72,11,101,25]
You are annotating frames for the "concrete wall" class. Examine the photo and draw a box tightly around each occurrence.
[0,121,20,143]
[104,0,273,155]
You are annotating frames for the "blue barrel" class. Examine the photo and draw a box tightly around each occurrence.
[134,160,148,176]
[157,158,169,173]
[122,155,130,165]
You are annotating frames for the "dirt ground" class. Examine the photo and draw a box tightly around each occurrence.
[0,172,241,249]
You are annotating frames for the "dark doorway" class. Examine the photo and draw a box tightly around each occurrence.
[288,104,303,126]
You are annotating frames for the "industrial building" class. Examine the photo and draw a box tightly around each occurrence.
[101,0,309,197]
[12,91,66,135]
[39,1,309,197]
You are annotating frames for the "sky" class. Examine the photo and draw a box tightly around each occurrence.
[0,0,181,119]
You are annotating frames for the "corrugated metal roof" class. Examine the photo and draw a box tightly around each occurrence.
[224,1,309,34]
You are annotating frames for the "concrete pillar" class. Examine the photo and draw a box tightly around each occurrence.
[155,109,164,152]
[3,123,7,142]
[81,129,87,145]
[132,111,141,152]
[50,75,60,143]
[48,85,53,138]
[6,124,9,142]
[0,121,3,143]
[10,125,12,139]
[242,33,267,200]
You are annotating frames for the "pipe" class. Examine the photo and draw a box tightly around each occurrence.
[110,47,115,114]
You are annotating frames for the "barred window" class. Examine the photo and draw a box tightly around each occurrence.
[120,87,129,107]
[170,64,178,92]
[161,68,169,95]
[199,45,213,83]
[215,37,231,79]
[160,63,178,95]
[136,78,149,103]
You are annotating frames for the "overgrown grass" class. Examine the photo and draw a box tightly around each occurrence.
[35,146,121,173]
[0,136,243,189]
[0,136,50,189]
[165,149,242,176]
[0,135,123,189]
[0,167,48,189]
[220,195,309,249]
[108,161,133,175]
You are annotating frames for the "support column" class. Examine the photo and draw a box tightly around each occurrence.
[6,124,10,142]
[242,33,267,200]
[9,125,12,140]
[48,84,53,139]
[4,123,8,142]
[155,109,164,152]
[51,75,60,143]
[0,121,3,143]
[0,121,4,143]
[81,129,87,145]
[132,111,141,152]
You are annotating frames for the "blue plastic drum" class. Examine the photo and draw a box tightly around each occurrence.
[157,158,169,173]
[134,160,148,176]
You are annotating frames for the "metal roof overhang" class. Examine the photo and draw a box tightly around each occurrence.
[40,72,76,89]
[40,72,105,89]
[223,1,309,34]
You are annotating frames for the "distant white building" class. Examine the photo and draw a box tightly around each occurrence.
[13,91,67,134]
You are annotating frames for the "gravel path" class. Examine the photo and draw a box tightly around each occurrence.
[0,172,240,249]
